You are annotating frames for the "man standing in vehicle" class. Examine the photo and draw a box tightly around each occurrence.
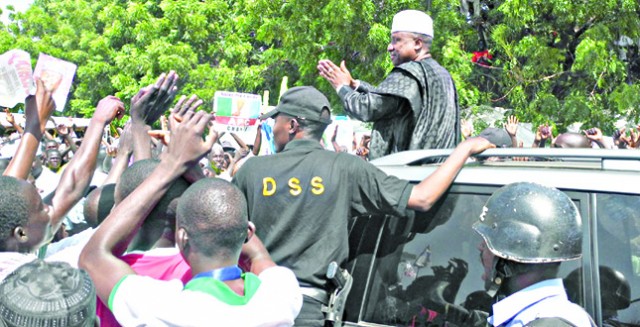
[318,10,459,160]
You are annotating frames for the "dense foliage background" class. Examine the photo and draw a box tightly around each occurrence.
[1,0,639,133]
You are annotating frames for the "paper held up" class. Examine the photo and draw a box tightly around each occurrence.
[33,53,77,112]
[0,49,35,108]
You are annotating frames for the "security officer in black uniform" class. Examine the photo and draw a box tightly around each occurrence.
[232,86,493,327]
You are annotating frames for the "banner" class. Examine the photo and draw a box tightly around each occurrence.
[212,91,263,143]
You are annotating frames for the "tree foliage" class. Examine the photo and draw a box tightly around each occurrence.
[0,0,638,132]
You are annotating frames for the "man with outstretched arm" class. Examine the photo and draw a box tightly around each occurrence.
[233,86,492,326]
[0,77,124,277]
[318,10,459,160]
[80,106,302,326]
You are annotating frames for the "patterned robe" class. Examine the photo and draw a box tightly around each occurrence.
[338,58,460,160]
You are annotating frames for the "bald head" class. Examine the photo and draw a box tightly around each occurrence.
[176,178,248,258]
[553,132,591,148]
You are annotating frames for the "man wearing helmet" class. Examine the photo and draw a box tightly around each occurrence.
[474,182,595,326]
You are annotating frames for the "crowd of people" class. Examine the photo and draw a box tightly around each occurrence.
[0,7,629,327]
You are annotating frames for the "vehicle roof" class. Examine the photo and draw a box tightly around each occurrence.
[372,148,640,195]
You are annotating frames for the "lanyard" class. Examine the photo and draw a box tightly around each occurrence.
[192,265,243,281]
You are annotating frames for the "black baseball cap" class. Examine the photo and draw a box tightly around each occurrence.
[260,86,332,124]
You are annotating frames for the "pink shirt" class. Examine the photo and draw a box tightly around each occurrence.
[96,247,191,327]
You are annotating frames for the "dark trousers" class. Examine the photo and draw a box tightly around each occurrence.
[294,295,327,327]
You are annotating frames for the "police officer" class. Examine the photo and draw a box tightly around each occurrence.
[474,182,595,326]
[233,86,493,327]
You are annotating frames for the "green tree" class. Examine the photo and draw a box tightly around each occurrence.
[1,0,639,133]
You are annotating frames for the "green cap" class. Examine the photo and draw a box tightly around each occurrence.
[260,86,332,124]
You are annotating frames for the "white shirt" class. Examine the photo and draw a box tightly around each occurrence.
[489,278,593,327]
[110,266,302,327]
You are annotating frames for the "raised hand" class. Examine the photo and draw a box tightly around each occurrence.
[4,108,15,125]
[56,124,70,136]
[93,96,125,124]
[106,144,118,157]
[116,122,134,157]
[614,128,629,149]
[629,127,640,148]
[462,136,495,155]
[165,107,218,170]
[318,59,355,90]
[536,124,552,141]
[147,130,171,146]
[504,115,519,137]
[355,146,369,160]
[583,127,603,143]
[460,119,473,139]
[26,77,56,133]
[130,71,179,125]
[171,94,204,122]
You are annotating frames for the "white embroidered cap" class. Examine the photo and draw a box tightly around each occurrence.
[391,10,434,38]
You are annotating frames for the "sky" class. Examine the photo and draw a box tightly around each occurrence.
[0,0,33,24]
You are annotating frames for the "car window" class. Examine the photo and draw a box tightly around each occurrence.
[362,191,492,326]
[591,193,640,326]
[359,187,584,327]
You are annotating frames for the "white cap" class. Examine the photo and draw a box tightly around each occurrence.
[391,10,434,38]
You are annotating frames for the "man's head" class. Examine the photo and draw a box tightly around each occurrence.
[473,182,582,296]
[0,176,52,253]
[45,149,62,170]
[260,86,331,152]
[115,159,190,251]
[83,183,116,227]
[176,178,250,261]
[0,259,97,327]
[209,143,225,170]
[388,10,433,66]
[553,132,591,148]
[45,140,59,151]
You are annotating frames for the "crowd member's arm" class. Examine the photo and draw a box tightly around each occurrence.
[352,132,357,152]
[239,229,276,275]
[460,119,473,141]
[318,59,409,121]
[613,128,628,149]
[355,134,371,160]
[626,126,640,149]
[4,108,24,135]
[102,122,133,185]
[331,125,341,152]
[3,78,55,179]
[230,131,250,154]
[407,137,494,211]
[504,115,519,148]
[252,122,262,155]
[57,124,79,154]
[47,96,124,236]
[148,95,207,249]
[130,71,179,161]
[79,108,217,305]
[43,129,55,141]
[583,127,609,149]
[532,124,551,148]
